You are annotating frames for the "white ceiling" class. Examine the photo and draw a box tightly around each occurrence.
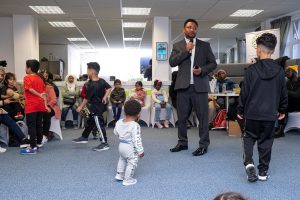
[1,0,300,53]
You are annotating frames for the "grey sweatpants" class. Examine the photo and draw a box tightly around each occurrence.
[117,143,139,180]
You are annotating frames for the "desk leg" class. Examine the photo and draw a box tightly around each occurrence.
[226,96,229,131]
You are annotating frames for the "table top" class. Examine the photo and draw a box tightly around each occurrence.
[209,93,240,97]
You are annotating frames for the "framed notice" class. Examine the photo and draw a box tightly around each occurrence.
[156,42,168,61]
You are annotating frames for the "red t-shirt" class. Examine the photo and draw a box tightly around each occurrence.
[24,74,47,114]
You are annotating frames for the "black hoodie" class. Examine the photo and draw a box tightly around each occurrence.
[237,59,288,121]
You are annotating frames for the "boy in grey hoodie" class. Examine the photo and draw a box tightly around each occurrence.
[114,100,144,186]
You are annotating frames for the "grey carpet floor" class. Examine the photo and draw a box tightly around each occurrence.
[0,127,300,200]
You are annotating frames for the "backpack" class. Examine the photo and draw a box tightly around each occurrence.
[213,109,227,129]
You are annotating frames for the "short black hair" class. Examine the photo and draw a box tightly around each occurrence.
[124,100,141,116]
[153,79,162,87]
[256,33,277,51]
[87,62,100,74]
[135,81,143,87]
[26,59,40,73]
[214,192,247,200]
[184,19,198,28]
[114,79,121,85]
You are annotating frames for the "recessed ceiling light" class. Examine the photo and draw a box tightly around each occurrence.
[198,38,211,41]
[230,9,264,17]
[122,7,151,16]
[67,38,87,42]
[29,6,64,14]
[211,24,238,29]
[123,22,147,28]
[124,38,142,41]
[49,22,76,27]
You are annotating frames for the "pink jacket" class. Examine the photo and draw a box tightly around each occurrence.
[46,85,61,119]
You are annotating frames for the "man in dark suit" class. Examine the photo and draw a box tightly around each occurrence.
[169,19,217,156]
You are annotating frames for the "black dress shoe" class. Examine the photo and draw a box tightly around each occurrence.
[170,144,188,152]
[192,147,207,156]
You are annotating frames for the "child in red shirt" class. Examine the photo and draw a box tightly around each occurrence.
[20,60,49,155]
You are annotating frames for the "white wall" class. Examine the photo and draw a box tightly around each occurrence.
[68,45,80,77]
[40,44,68,78]
[13,15,39,81]
[0,17,15,73]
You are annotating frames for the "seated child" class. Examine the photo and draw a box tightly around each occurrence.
[110,79,126,121]
[130,81,146,107]
[114,100,144,186]
[151,80,172,128]
[2,72,24,120]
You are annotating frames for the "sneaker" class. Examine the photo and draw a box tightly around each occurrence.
[92,143,110,151]
[72,136,88,144]
[122,178,137,186]
[0,146,7,153]
[258,171,270,181]
[155,122,163,129]
[115,172,124,181]
[37,144,44,149]
[42,135,48,145]
[20,138,30,149]
[20,147,37,155]
[164,120,169,128]
[14,112,24,120]
[245,164,258,182]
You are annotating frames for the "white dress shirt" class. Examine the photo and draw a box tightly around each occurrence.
[185,37,196,84]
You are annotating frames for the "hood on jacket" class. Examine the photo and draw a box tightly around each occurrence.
[253,59,282,80]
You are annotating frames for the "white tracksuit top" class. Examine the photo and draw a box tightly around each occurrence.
[114,120,144,155]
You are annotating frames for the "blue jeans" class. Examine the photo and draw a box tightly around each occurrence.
[61,106,78,122]
[154,103,172,122]
[112,103,122,120]
[0,114,24,141]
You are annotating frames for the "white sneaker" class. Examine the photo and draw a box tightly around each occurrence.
[164,120,169,128]
[122,178,137,186]
[0,147,7,153]
[155,122,163,129]
[115,173,124,181]
[42,135,48,145]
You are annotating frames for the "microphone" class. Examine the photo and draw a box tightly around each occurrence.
[189,38,193,54]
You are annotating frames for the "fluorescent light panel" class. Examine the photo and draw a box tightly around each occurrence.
[212,24,238,29]
[198,38,211,41]
[230,9,264,17]
[67,38,87,42]
[29,6,64,14]
[123,22,146,28]
[122,7,151,15]
[49,22,76,27]
[123,38,142,41]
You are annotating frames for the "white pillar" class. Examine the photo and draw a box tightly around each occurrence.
[152,17,171,82]
[0,17,14,73]
[13,15,39,81]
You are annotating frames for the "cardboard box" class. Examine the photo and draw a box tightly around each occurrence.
[228,120,241,137]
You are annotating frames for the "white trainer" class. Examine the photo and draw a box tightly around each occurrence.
[122,178,137,186]
[0,146,7,153]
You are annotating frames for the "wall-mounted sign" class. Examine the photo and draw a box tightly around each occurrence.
[156,42,168,61]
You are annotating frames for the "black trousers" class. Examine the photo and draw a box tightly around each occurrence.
[176,85,209,148]
[82,114,107,143]
[243,119,275,172]
[42,108,55,136]
[26,112,44,148]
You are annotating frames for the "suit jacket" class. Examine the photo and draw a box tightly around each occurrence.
[169,39,217,93]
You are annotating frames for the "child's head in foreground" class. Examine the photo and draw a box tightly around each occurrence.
[214,192,247,200]
[256,33,277,59]
[124,100,141,120]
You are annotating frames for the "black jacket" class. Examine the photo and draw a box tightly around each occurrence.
[237,59,288,121]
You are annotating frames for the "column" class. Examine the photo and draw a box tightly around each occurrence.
[152,17,171,82]
[13,15,39,81]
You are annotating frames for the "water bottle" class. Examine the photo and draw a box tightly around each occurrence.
[222,83,227,93]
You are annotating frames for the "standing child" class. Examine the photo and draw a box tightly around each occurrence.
[130,81,146,107]
[21,60,49,155]
[72,62,112,152]
[151,80,172,128]
[110,79,126,121]
[114,100,144,186]
[237,33,288,182]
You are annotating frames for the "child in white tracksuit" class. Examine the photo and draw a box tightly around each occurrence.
[114,100,144,186]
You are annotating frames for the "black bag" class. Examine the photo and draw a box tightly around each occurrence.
[63,97,76,106]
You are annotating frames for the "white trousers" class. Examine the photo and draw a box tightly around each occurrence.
[117,143,139,180]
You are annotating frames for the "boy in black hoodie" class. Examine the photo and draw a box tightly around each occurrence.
[237,33,288,182]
